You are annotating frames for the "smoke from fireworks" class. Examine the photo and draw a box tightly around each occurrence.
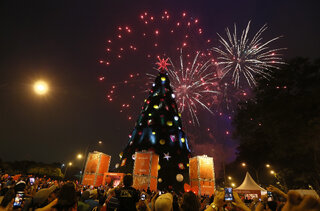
[213,21,285,87]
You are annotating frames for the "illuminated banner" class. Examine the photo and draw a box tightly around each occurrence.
[189,155,215,196]
[133,151,159,191]
[103,172,125,187]
[82,151,111,186]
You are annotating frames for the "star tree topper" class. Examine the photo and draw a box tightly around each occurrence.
[156,57,170,73]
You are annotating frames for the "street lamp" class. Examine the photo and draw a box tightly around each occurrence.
[228,176,232,180]
[98,140,103,144]
[241,162,262,184]
[266,164,270,168]
[231,183,236,187]
[77,154,83,159]
[33,80,49,95]
[270,170,275,175]
[64,162,73,177]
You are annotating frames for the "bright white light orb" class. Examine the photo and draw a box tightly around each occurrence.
[34,80,49,95]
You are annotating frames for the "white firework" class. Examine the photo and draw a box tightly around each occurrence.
[149,49,220,125]
[213,21,285,87]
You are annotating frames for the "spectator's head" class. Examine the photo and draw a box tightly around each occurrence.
[53,182,77,211]
[0,187,9,196]
[267,201,277,211]
[155,193,173,211]
[180,191,200,211]
[0,188,15,208]
[90,189,98,200]
[123,174,133,187]
[80,191,90,202]
[14,180,26,192]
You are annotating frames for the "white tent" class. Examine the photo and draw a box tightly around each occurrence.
[235,172,267,197]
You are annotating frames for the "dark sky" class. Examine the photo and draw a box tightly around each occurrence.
[1,0,319,168]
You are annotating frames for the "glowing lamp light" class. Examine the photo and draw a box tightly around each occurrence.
[241,162,246,167]
[33,80,49,95]
[77,154,83,159]
[68,162,72,166]
[270,170,275,175]
[266,164,270,168]
[228,176,232,180]
[231,183,236,187]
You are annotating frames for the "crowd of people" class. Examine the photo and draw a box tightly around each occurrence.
[0,174,319,211]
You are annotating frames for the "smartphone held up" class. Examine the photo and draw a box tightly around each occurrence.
[225,188,234,201]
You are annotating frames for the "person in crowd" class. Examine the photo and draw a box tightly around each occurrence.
[33,184,58,208]
[105,188,119,211]
[281,190,320,211]
[135,192,151,211]
[76,191,90,211]
[180,191,200,211]
[113,174,139,211]
[0,189,15,211]
[51,182,77,211]
[83,189,100,211]
[154,193,173,211]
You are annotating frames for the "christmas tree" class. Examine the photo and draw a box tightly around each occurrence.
[116,58,192,191]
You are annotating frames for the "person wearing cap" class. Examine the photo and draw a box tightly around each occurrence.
[154,193,173,211]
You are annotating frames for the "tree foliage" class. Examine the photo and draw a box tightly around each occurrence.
[233,58,320,190]
[0,159,63,178]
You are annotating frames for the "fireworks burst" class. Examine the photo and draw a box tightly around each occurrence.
[149,50,220,125]
[99,10,213,123]
[213,21,285,87]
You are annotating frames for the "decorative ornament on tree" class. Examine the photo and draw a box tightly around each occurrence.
[178,163,185,170]
[160,139,166,145]
[176,174,184,182]
[121,158,126,166]
[158,178,163,183]
[164,152,171,161]
[156,57,170,73]
[166,121,173,126]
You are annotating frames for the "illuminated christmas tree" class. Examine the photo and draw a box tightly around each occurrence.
[116,58,192,191]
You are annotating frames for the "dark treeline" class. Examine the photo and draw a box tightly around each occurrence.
[227,57,320,192]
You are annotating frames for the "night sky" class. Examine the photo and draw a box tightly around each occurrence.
[1,0,319,169]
